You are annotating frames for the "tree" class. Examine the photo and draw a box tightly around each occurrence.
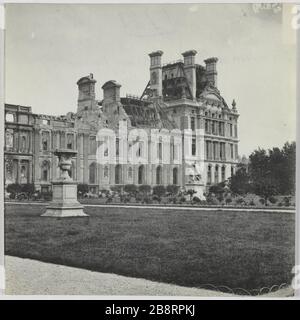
[249,148,278,205]
[229,166,251,195]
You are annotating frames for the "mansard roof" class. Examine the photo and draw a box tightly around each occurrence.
[121,97,176,130]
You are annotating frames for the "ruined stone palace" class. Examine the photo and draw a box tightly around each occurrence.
[4,50,239,198]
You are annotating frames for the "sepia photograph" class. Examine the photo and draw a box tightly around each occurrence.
[1,2,297,298]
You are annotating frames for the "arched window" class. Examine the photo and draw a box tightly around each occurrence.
[156,166,162,185]
[221,166,226,182]
[151,72,157,85]
[215,165,219,184]
[164,74,168,81]
[138,165,144,185]
[89,162,97,184]
[173,167,178,185]
[115,164,122,184]
[207,165,212,185]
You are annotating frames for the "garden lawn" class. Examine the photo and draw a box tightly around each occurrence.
[5,203,295,292]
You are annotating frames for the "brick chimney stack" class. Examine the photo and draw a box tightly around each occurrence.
[182,50,197,99]
[204,57,218,87]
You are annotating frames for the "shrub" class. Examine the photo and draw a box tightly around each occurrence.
[225,198,232,205]
[206,195,219,205]
[152,195,162,203]
[268,196,277,204]
[138,184,151,194]
[110,185,122,193]
[283,196,291,207]
[166,184,180,196]
[236,198,245,205]
[153,185,166,196]
[42,191,53,201]
[186,189,196,200]
[179,196,186,203]
[78,183,89,195]
[259,198,265,205]
[249,200,255,206]
[21,183,35,196]
[124,184,137,195]
[192,196,201,204]
[7,183,22,195]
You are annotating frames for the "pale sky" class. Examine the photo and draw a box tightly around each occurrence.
[4,3,296,156]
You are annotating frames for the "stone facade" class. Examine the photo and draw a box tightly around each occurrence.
[4,50,239,198]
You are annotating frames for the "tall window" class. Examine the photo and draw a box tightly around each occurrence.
[137,141,143,158]
[190,117,195,131]
[116,138,120,156]
[205,120,209,133]
[206,141,209,160]
[207,165,212,185]
[138,165,144,185]
[5,130,14,150]
[89,136,97,155]
[215,165,219,184]
[21,136,27,152]
[67,134,74,150]
[173,167,178,185]
[104,137,109,157]
[115,164,122,184]
[89,162,97,184]
[221,166,226,182]
[229,123,233,137]
[231,166,234,176]
[230,144,234,159]
[156,166,162,185]
[158,141,162,160]
[192,137,196,156]
[211,121,215,135]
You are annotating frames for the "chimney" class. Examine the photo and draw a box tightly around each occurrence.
[76,74,97,113]
[204,57,218,87]
[149,50,163,97]
[182,50,197,99]
[102,80,121,103]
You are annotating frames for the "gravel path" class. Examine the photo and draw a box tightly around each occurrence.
[5,256,293,297]
[5,256,232,296]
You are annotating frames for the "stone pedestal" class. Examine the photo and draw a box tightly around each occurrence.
[42,148,87,217]
[42,181,87,217]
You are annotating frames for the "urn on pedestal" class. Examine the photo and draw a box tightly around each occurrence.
[42,149,87,217]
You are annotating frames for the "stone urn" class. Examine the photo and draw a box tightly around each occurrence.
[42,149,87,217]
[54,149,77,181]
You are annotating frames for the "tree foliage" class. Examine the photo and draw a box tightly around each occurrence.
[229,142,295,201]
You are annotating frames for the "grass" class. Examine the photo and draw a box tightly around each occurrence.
[5,203,295,292]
